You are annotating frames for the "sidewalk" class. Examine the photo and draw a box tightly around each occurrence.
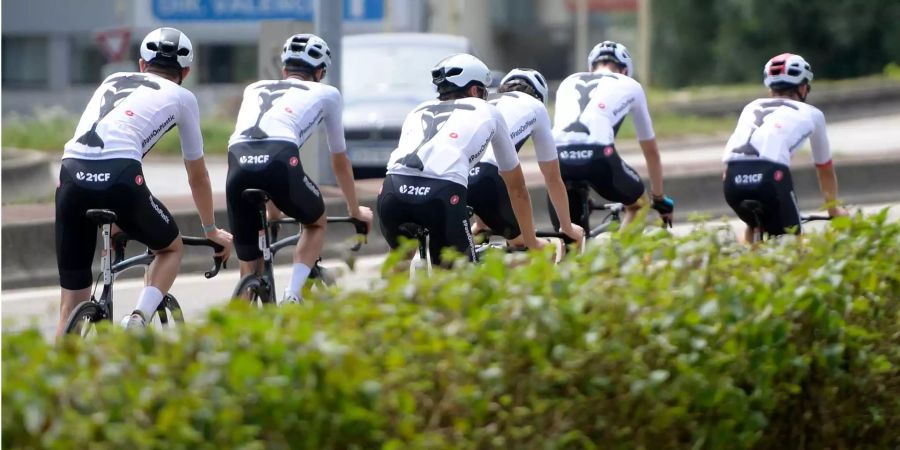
[4,113,898,225]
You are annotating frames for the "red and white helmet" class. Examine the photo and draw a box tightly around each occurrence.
[764,53,813,88]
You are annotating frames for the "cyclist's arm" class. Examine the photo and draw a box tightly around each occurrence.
[323,88,367,220]
[493,113,540,249]
[531,105,578,237]
[639,139,664,198]
[177,89,216,227]
[632,86,664,197]
[808,109,842,214]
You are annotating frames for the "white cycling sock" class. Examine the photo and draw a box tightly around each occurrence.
[134,286,164,319]
[287,263,312,298]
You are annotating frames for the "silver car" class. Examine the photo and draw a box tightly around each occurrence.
[341,33,471,177]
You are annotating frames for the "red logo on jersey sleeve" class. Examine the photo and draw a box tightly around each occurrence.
[289,156,299,167]
[604,146,614,156]
[125,110,135,117]
[598,103,606,109]
[449,132,459,139]
[135,175,144,185]
[774,170,784,182]
[450,194,460,205]
[285,107,293,114]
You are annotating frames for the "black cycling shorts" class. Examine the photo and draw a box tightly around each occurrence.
[550,144,645,229]
[467,162,520,239]
[226,140,325,261]
[56,158,179,290]
[377,174,476,265]
[723,159,801,236]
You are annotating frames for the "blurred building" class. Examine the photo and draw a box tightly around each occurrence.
[1,0,638,115]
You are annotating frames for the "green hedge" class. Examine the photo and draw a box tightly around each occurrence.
[3,212,899,449]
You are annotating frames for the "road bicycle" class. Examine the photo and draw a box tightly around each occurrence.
[401,217,583,279]
[549,180,626,238]
[231,188,369,306]
[738,199,832,243]
[63,209,224,338]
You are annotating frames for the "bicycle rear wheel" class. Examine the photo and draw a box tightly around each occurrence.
[233,274,273,307]
[63,301,106,339]
[151,294,185,328]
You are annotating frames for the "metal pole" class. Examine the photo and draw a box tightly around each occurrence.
[315,0,342,185]
[575,0,589,73]
[637,0,651,84]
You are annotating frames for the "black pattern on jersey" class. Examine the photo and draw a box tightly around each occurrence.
[732,100,800,157]
[75,74,161,149]
[398,102,476,171]
[563,73,618,134]
[241,81,309,139]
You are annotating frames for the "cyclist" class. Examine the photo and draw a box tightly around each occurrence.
[551,40,673,228]
[55,27,232,335]
[468,68,584,246]
[722,53,848,241]
[226,33,372,304]
[378,54,546,266]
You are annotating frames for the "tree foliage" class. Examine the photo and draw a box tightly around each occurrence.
[651,0,900,87]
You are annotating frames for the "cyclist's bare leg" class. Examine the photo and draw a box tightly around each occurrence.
[507,234,526,248]
[622,202,641,226]
[57,287,91,338]
[136,236,184,317]
[239,258,264,278]
[284,213,327,298]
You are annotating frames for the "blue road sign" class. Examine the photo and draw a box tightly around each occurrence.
[153,0,383,22]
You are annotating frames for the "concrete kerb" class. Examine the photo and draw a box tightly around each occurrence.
[1,149,55,204]
[4,154,900,290]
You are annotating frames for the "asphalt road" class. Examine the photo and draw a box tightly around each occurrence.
[3,202,897,339]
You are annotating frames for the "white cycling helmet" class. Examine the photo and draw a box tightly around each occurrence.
[281,33,332,71]
[500,68,549,104]
[140,27,193,69]
[763,53,813,88]
[431,53,492,94]
[587,40,634,77]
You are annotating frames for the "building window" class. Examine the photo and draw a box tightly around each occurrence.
[2,36,49,88]
[198,44,257,83]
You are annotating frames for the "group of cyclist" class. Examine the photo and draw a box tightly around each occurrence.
[55,27,846,335]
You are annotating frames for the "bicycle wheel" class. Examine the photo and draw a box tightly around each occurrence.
[63,301,106,338]
[151,294,185,328]
[233,274,272,307]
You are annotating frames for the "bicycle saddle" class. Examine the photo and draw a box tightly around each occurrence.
[241,189,271,206]
[86,209,117,225]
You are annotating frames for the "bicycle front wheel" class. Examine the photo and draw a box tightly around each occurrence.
[232,275,272,307]
[63,301,106,339]
[151,294,185,328]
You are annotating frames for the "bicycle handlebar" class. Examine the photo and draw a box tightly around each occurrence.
[271,216,370,251]
[181,236,226,279]
[801,214,832,223]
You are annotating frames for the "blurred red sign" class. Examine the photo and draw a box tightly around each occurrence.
[565,0,638,11]
[95,28,131,62]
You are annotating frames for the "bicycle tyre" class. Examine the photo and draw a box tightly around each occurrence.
[233,274,272,307]
[63,301,106,338]
[153,294,185,327]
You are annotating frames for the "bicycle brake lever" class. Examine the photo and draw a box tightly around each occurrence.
[205,256,224,279]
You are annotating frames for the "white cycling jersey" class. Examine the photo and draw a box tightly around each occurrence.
[228,78,346,153]
[722,98,831,167]
[386,97,519,187]
[63,72,203,161]
[480,92,557,167]
[553,68,655,147]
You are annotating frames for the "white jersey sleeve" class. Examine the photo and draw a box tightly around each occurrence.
[809,108,831,166]
[176,89,204,161]
[630,84,655,141]
[321,86,347,154]
[490,105,520,172]
[530,100,557,162]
